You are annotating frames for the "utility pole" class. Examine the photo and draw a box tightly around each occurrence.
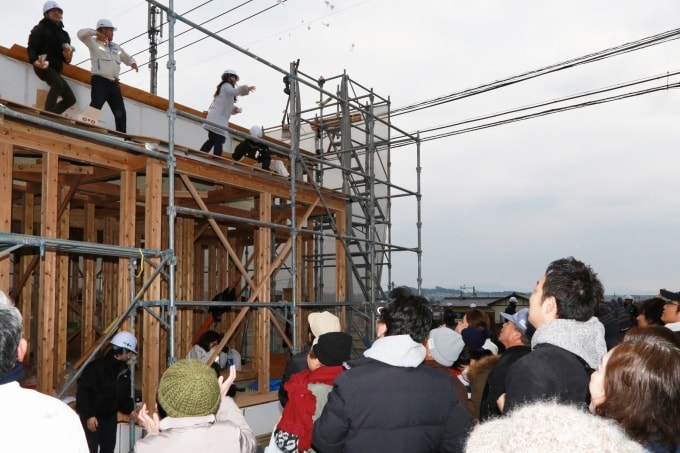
[148,4,162,94]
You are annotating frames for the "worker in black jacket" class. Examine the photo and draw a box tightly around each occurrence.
[232,125,272,170]
[76,331,138,453]
[27,1,76,114]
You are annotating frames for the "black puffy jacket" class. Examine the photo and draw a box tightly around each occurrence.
[312,356,472,453]
[503,343,593,414]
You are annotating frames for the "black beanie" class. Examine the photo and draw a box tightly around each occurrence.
[313,332,352,366]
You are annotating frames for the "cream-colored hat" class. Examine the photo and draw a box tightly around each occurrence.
[308,311,340,338]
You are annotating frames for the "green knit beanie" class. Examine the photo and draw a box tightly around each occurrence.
[157,359,221,418]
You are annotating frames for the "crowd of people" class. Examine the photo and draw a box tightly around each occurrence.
[3,253,680,452]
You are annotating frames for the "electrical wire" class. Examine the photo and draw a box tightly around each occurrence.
[118,0,285,76]
[73,1,222,67]
[417,70,680,135]
[392,28,680,116]
[391,81,680,147]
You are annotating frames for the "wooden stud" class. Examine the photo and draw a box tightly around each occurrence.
[142,160,163,410]
[37,151,58,393]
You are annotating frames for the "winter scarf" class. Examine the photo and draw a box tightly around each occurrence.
[276,365,344,451]
[0,363,25,385]
[531,317,607,369]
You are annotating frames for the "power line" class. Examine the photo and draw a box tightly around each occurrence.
[392,28,680,116]
[417,70,680,135]
[76,0,219,66]
[393,81,680,147]
[119,1,283,76]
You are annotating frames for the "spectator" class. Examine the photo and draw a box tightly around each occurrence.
[455,308,499,354]
[200,70,255,157]
[312,286,472,452]
[442,304,457,329]
[269,332,352,452]
[635,297,665,327]
[597,297,623,350]
[279,311,340,407]
[504,296,517,315]
[479,308,532,421]
[465,400,645,453]
[660,289,680,341]
[423,326,470,414]
[135,360,256,452]
[27,1,76,114]
[187,330,224,374]
[0,290,88,453]
[466,345,499,422]
[76,330,139,453]
[500,257,606,413]
[589,326,680,452]
[77,19,138,132]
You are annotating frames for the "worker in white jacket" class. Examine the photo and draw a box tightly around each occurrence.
[77,19,137,132]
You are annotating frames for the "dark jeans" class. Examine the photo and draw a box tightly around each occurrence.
[81,413,117,453]
[34,66,76,114]
[200,131,227,156]
[91,75,127,133]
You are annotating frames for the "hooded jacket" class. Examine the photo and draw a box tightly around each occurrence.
[503,317,606,413]
[77,28,136,81]
[27,17,71,72]
[312,334,472,453]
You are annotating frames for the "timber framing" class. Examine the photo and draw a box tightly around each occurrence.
[0,98,347,406]
[0,6,423,414]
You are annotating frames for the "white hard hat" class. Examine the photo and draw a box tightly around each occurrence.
[96,19,116,30]
[249,125,263,139]
[111,331,137,353]
[624,295,633,301]
[222,69,239,81]
[43,1,62,14]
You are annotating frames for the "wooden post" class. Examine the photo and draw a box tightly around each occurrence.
[56,186,71,374]
[20,193,35,354]
[255,193,272,393]
[118,170,136,332]
[82,203,96,350]
[335,209,347,327]
[142,161,163,409]
[37,152,58,393]
[0,143,11,289]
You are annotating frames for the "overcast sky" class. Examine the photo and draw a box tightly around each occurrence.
[3,0,679,296]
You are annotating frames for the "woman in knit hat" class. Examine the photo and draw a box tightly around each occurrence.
[268,332,352,453]
[135,359,256,452]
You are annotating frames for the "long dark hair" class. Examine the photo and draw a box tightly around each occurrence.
[213,72,236,98]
